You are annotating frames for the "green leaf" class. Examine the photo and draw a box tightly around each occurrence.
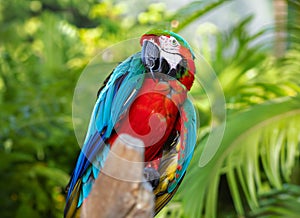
[0,152,34,170]
[179,96,300,218]
[33,164,70,187]
[170,0,229,32]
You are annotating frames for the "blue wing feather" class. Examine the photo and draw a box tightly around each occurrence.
[65,52,146,217]
[180,98,197,170]
[168,98,197,192]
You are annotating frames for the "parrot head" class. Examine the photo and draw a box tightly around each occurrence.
[140,29,195,90]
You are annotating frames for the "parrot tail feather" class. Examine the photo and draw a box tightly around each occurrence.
[154,174,184,215]
[64,180,82,218]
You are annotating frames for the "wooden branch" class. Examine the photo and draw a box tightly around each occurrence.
[81,134,154,218]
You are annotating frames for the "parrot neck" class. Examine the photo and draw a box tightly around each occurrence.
[179,57,195,91]
[179,73,194,91]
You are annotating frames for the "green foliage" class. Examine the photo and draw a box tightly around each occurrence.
[0,0,195,217]
[0,0,118,217]
[196,14,299,109]
[170,0,228,32]
[170,1,300,218]
[249,184,300,217]
[177,97,300,218]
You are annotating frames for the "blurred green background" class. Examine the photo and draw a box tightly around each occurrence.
[0,0,300,217]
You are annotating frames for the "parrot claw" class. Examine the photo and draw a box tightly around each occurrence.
[143,167,160,189]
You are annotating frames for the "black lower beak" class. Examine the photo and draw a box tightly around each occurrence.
[141,40,161,73]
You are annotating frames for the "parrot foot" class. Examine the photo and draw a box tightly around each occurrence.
[143,167,160,189]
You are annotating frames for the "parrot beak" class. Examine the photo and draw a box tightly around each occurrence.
[141,40,161,78]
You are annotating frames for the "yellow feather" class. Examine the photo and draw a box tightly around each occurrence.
[65,180,81,218]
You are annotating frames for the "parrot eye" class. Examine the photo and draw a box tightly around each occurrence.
[171,38,178,47]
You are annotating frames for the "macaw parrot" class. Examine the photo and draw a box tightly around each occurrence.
[64,29,197,218]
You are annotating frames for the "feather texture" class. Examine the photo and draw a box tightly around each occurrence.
[64,53,146,217]
[65,30,197,217]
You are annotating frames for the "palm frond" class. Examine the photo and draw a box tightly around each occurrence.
[249,184,300,217]
[178,96,300,218]
[169,0,230,32]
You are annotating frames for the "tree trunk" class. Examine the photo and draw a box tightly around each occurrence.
[81,134,154,218]
[273,0,287,58]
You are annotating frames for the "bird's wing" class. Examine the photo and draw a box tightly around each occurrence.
[154,97,197,214]
[170,97,197,190]
[64,52,145,218]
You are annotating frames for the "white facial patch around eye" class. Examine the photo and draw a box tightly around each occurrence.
[161,50,182,70]
[159,36,180,53]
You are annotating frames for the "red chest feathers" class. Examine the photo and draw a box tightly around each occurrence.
[112,78,187,162]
